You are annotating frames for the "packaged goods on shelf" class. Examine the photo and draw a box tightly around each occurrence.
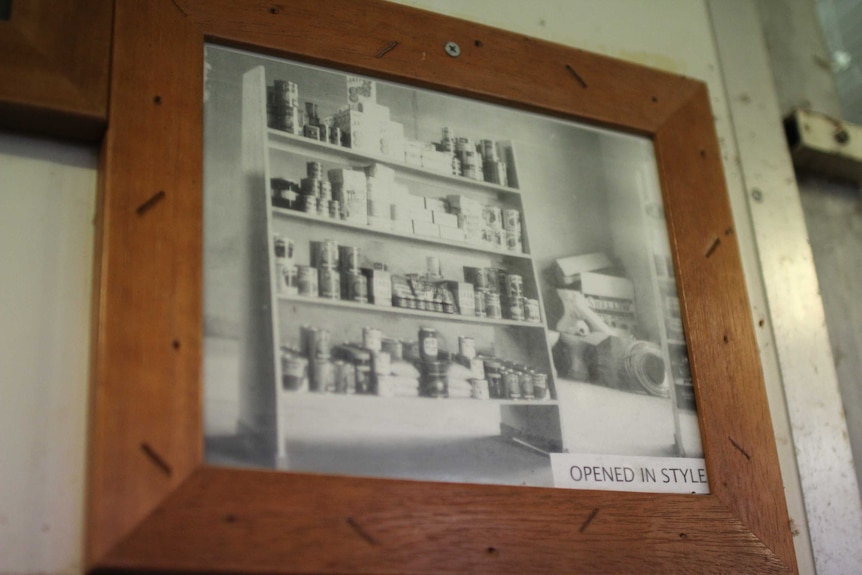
[346,76,377,108]
[362,268,391,306]
[355,101,390,122]
[267,80,300,134]
[271,178,299,209]
[409,208,433,223]
[403,140,425,167]
[432,211,458,228]
[581,272,638,334]
[379,121,406,160]
[391,220,414,234]
[329,108,373,151]
[439,227,466,242]
[367,215,393,231]
[447,281,475,316]
[413,220,440,238]
[424,196,448,212]
[363,162,396,182]
[328,168,368,224]
[553,252,613,287]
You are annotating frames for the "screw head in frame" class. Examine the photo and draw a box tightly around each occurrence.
[445,42,461,57]
[834,129,850,144]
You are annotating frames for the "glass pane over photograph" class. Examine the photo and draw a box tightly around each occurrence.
[203,45,706,493]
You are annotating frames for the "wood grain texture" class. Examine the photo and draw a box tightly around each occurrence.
[655,85,797,573]
[88,0,798,573]
[86,0,204,565]
[0,0,112,140]
[97,467,792,575]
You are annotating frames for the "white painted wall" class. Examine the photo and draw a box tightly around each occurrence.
[1,1,846,573]
[0,134,96,574]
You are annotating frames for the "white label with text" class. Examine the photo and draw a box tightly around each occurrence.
[550,453,709,494]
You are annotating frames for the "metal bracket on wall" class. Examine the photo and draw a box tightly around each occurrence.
[785,108,862,184]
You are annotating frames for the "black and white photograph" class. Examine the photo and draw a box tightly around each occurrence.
[202,44,704,492]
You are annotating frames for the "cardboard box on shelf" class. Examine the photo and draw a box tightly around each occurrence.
[413,220,440,238]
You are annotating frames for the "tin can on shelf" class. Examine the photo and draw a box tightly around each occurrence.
[303,125,321,140]
[362,327,382,352]
[463,266,488,290]
[319,267,340,299]
[469,357,486,380]
[310,358,332,393]
[426,256,442,278]
[485,292,502,320]
[458,336,476,359]
[339,245,361,273]
[297,265,317,296]
[346,271,368,302]
[273,234,287,260]
[354,349,373,394]
[333,360,349,394]
[470,378,490,400]
[508,298,525,322]
[519,370,534,399]
[483,358,502,398]
[381,338,403,360]
[301,326,331,359]
[421,360,448,398]
[281,352,307,391]
[371,350,391,375]
[504,370,521,399]
[301,195,317,214]
[306,161,323,179]
[419,327,438,362]
[314,239,339,269]
[506,229,522,252]
[277,262,298,296]
[525,298,541,323]
[532,372,548,400]
[474,289,487,318]
[505,273,523,297]
[503,209,521,231]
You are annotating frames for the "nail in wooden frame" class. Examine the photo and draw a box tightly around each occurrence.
[87,1,798,573]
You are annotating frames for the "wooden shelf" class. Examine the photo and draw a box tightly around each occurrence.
[268,129,521,197]
[272,206,532,259]
[277,293,547,328]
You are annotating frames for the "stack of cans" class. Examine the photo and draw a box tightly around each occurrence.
[313,239,340,300]
[462,266,540,323]
[417,326,448,398]
[298,162,340,219]
[267,80,300,134]
[273,233,297,296]
[503,273,525,321]
[503,208,523,253]
[340,245,367,303]
[455,138,484,181]
[300,325,333,392]
[480,139,508,187]
[481,356,549,400]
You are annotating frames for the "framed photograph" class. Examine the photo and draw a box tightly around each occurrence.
[88,1,798,573]
[0,0,112,140]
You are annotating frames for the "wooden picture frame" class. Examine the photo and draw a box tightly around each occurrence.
[0,0,112,141]
[87,1,798,573]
